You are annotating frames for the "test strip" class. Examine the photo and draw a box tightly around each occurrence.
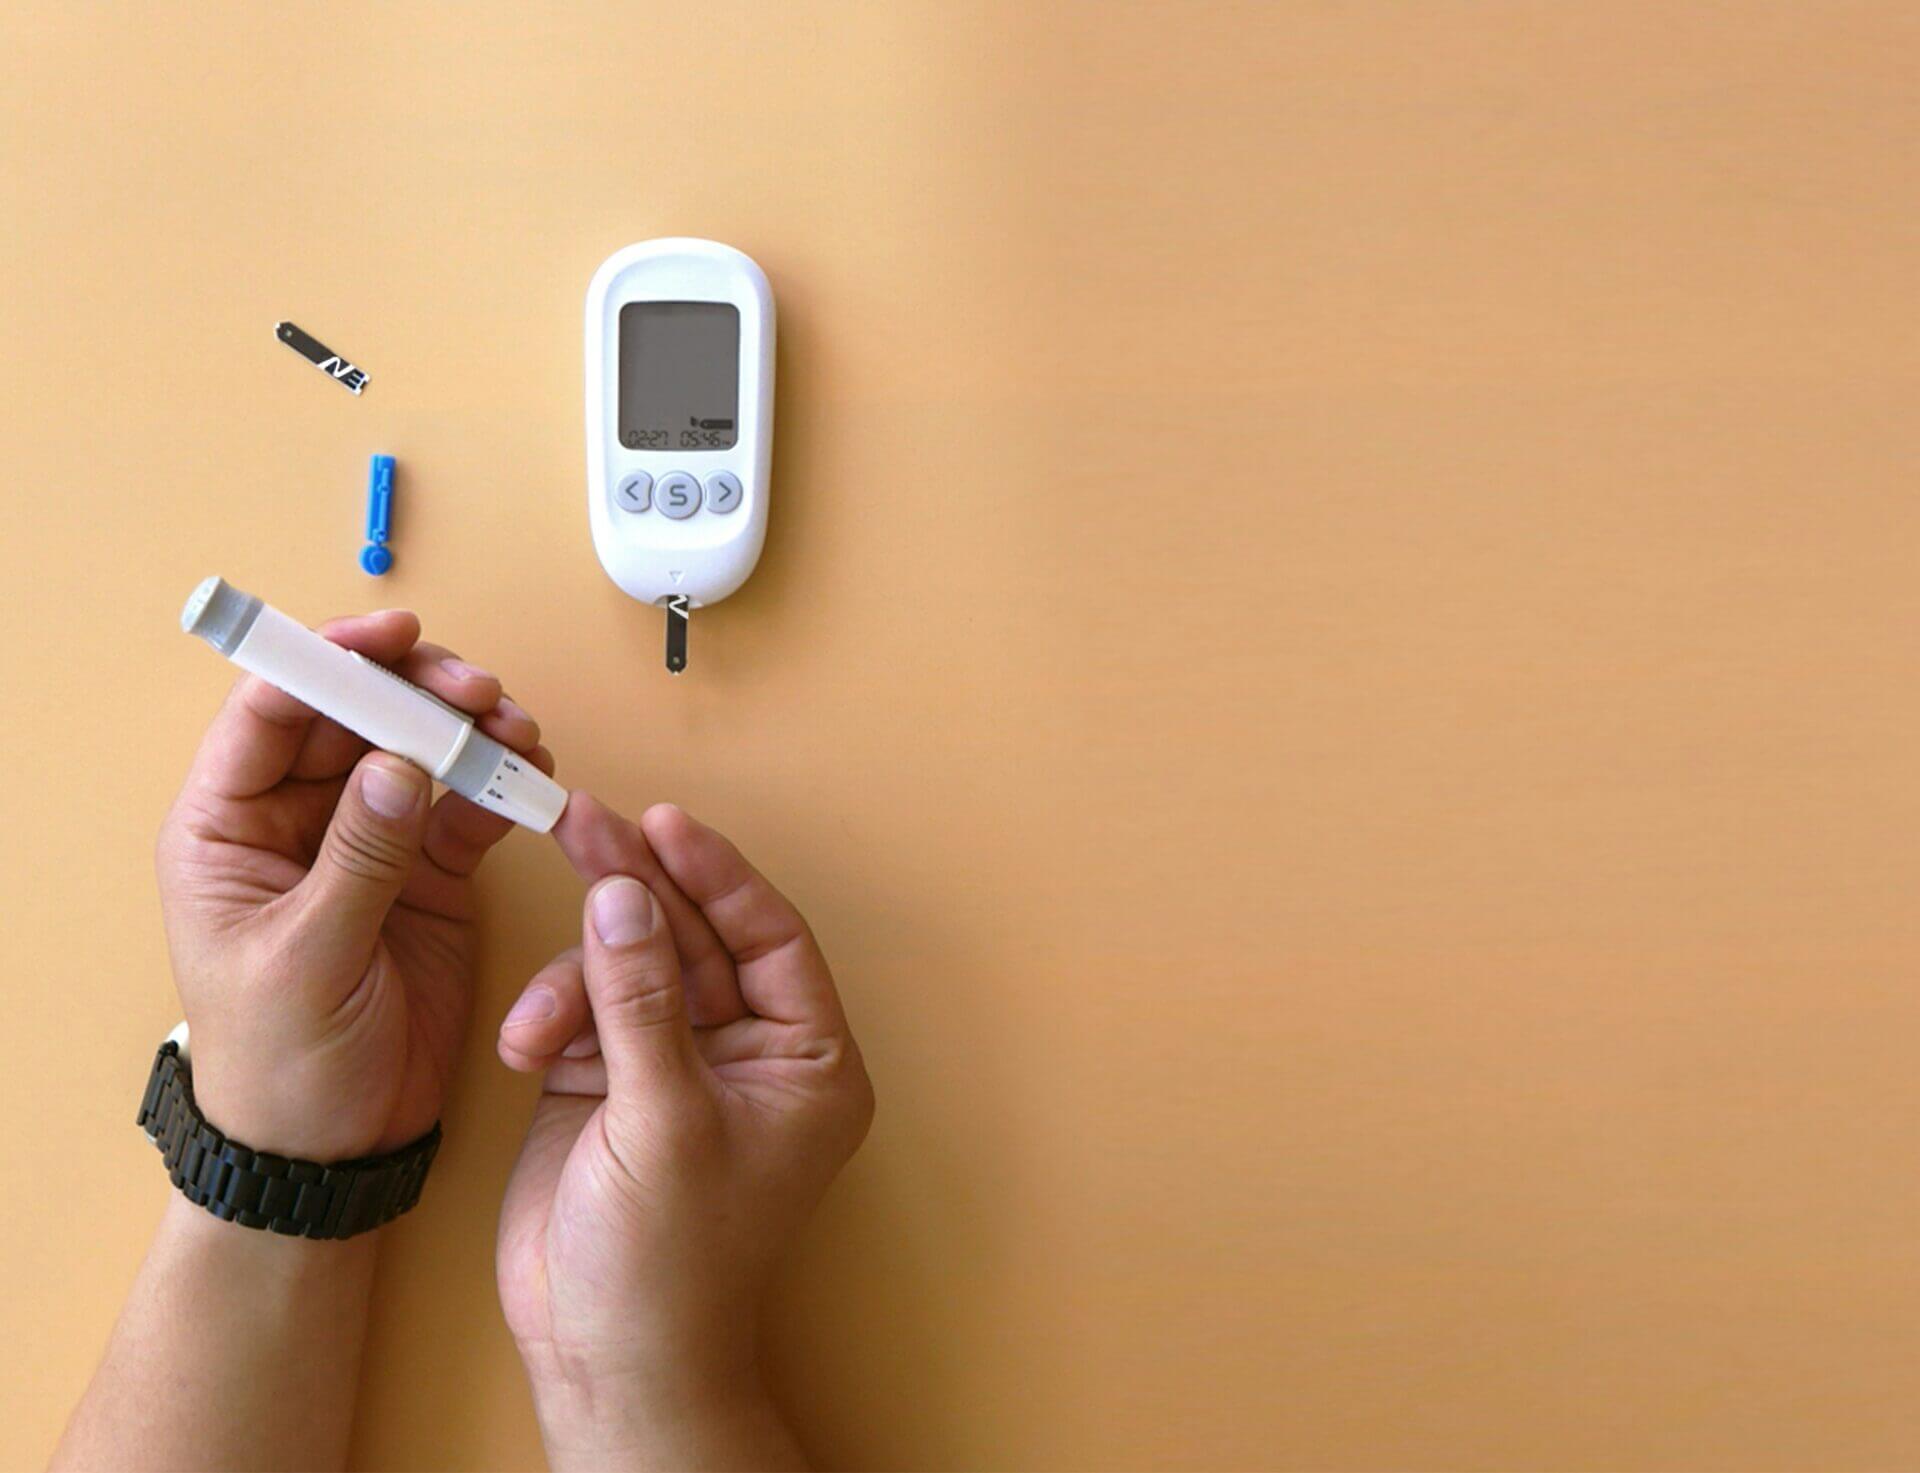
[275,320,368,394]
[665,594,690,674]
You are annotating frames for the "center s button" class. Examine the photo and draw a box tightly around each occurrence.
[656,472,701,519]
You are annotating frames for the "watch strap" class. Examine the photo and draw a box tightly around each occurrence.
[137,1040,440,1239]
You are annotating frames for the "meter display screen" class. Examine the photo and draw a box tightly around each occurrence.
[618,302,740,451]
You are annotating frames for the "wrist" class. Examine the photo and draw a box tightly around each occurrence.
[155,1191,380,1287]
[191,1069,375,1162]
[182,1029,396,1161]
[519,1334,763,1415]
[518,1339,790,1471]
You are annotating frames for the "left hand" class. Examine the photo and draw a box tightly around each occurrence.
[494,797,873,1468]
[155,609,552,1161]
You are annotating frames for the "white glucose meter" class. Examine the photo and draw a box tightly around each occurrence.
[585,238,775,672]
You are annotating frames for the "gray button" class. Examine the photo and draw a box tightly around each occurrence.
[615,471,652,513]
[656,471,701,519]
[706,471,743,513]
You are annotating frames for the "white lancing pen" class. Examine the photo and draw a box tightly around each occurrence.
[181,576,568,832]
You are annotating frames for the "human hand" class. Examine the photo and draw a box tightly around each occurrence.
[495,797,875,1469]
[156,610,552,1161]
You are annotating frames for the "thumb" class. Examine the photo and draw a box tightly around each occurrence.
[581,875,700,1104]
[299,752,431,949]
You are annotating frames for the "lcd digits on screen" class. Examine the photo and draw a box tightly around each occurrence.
[618,302,741,451]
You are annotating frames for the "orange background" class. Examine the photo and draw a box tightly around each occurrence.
[5,4,1920,1468]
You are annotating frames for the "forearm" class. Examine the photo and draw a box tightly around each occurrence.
[519,1344,807,1473]
[54,1194,378,1472]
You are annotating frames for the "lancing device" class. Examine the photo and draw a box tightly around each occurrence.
[181,576,567,832]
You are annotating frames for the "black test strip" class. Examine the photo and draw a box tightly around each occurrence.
[665,595,691,674]
[275,321,368,395]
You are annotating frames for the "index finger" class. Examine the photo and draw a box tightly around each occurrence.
[183,610,422,800]
[637,802,846,1031]
[551,793,748,1027]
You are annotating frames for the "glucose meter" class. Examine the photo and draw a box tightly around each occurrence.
[585,238,775,672]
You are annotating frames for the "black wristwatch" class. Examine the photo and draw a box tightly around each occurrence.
[137,1034,440,1239]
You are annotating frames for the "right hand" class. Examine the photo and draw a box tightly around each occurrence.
[494,796,875,1468]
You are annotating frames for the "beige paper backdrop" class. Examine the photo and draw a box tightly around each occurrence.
[5,3,1920,1468]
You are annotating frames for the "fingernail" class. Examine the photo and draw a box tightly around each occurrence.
[497,696,534,727]
[562,1031,601,1058]
[361,759,421,818]
[503,987,557,1029]
[442,657,493,682]
[592,877,654,945]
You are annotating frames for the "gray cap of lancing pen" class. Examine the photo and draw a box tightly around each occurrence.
[180,576,264,654]
[180,575,569,832]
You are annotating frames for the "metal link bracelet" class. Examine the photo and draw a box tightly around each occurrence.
[137,1040,440,1239]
